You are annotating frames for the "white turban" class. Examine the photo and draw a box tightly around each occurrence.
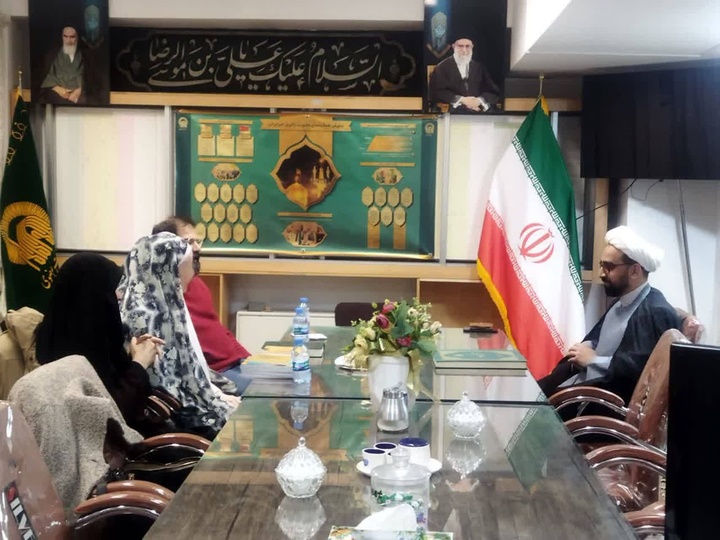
[605,226,664,272]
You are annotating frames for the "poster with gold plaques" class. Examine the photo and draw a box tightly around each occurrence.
[176,112,437,258]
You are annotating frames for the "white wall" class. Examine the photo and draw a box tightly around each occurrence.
[623,179,720,345]
[509,0,572,68]
[0,0,423,28]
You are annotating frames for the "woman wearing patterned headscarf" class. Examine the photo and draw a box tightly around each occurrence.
[119,233,237,436]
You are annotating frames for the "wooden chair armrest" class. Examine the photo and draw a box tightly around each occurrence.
[586,443,667,475]
[152,388,182,412]
[145,396,172,420]
[549,386,627,416]
[624,509,665,534]
[565,415,640,445]
[106,480,174,501]
[75,491,168,516]
[141,432,211,451]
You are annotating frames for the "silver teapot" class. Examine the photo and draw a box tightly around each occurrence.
[377,384,409,432]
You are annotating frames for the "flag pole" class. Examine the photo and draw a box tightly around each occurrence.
[14,69,22,105]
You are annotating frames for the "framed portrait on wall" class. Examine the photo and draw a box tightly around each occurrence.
[424,0,508,114]
[29,0,110,105]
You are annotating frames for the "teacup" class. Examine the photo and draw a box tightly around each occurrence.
[374,442,397,454]
[398,437,431,468]
[362,447,386,470]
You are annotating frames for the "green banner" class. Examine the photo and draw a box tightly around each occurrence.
[176,112,436,258]
[0,96,58,312]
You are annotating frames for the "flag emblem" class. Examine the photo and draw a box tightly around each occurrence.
[519,223,555,264]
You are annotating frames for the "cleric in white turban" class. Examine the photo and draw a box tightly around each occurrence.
[537,224,682,408]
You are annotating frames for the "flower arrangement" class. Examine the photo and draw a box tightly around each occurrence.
[345,298,442,371]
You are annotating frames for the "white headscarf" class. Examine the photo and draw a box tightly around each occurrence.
[119,233,231,431]
[605,226,664,272]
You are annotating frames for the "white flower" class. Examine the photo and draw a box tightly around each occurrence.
[430,321,442,332]
[361,327,376,340]
[354,336,368,350]
[407,308,418,318]
[422,321,430,330]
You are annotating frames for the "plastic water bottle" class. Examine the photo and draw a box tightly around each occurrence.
[292,306,309,343]
[291,335,311,384]
[299,297,311,330]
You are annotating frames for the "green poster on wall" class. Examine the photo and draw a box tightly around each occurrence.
[176,112,437,258]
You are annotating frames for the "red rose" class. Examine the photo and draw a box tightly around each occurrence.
[382,302,394,314]
[376,314,390,329]
[397,336,412,347]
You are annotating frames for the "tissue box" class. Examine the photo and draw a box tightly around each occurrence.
[327,527,453,540]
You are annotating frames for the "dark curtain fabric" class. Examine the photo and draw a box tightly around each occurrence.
[581,64,720,180]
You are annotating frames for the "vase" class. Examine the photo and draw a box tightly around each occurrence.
[367,354,410,410]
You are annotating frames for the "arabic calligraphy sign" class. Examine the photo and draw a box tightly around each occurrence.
[175,112,437,258]
[111,28,422,96]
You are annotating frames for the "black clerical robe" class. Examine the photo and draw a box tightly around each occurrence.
[429,56,500,111]
[539,287,681,403]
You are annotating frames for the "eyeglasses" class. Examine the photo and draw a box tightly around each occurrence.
[598,260,632,272]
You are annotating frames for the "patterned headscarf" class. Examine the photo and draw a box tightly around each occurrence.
[119,233,231,431]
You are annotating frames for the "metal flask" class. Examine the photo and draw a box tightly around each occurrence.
[377,385,409,432]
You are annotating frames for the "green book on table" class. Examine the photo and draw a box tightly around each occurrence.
[432,348,526,371]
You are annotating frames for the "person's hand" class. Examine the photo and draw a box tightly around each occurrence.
[566,342,596,368]
[52,85,71,99]
[459,96,482,111]
[68,87,82,103]
[219,393,241,409]
[130,334,165,369]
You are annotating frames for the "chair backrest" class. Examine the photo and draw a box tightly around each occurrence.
[0,401,69,540]
[675,307,704,344]
[334,302,376,327]
[0,307,44,399]
[626,328,688,446]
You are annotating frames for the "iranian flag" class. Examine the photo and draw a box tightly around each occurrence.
[477,99,585,380]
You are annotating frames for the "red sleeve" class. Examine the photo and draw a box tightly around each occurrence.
[183,275,251,371]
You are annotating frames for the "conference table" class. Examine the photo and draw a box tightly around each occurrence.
[243,327,547,406]
[144,327,635,539]
[145,398,634,539]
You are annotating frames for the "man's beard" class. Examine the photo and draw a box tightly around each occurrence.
[454,53,471,73]
[63,44,77,59]
[193,253,201,274]
[602,277,628,297]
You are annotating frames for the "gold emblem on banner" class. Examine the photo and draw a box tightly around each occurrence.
[387,187,400,207]
[233,224,245,243]
[200,203,213,223]
[194,183,207,202]
[367,136,412,153]
[220,184,232,203]
[220,223,232,243]
[270,136,340,211]
[240,204,253,224]
[374,187,387,207]
[211,163,241,182]
[380,206,393,227]
[207,183,219,203]
[213,204,226,223]
[236,124,255,157]
[372,167,402,185]
[177,117,189,130]
[226,204,239,223]
[198,124,216,156]
[367,218,380,249]
[400,188,414,207]
[196,222,206,241]
[393,222,406,250]
[282,221,327,248]
[393,206,407,227]
[367,206,380,226]
[246,224,258,243]
[217,124,235,156]
[246,184,258,204]
[424,122,435,135]
[233,184,246,203]
[361,187,374,207]
[207,223,219,242]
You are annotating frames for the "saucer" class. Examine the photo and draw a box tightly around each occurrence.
[334,355,366,372]
[308,333,327,341]
[356,458,442,477]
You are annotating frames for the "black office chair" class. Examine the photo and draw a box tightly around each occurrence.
[334,302,376,326]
